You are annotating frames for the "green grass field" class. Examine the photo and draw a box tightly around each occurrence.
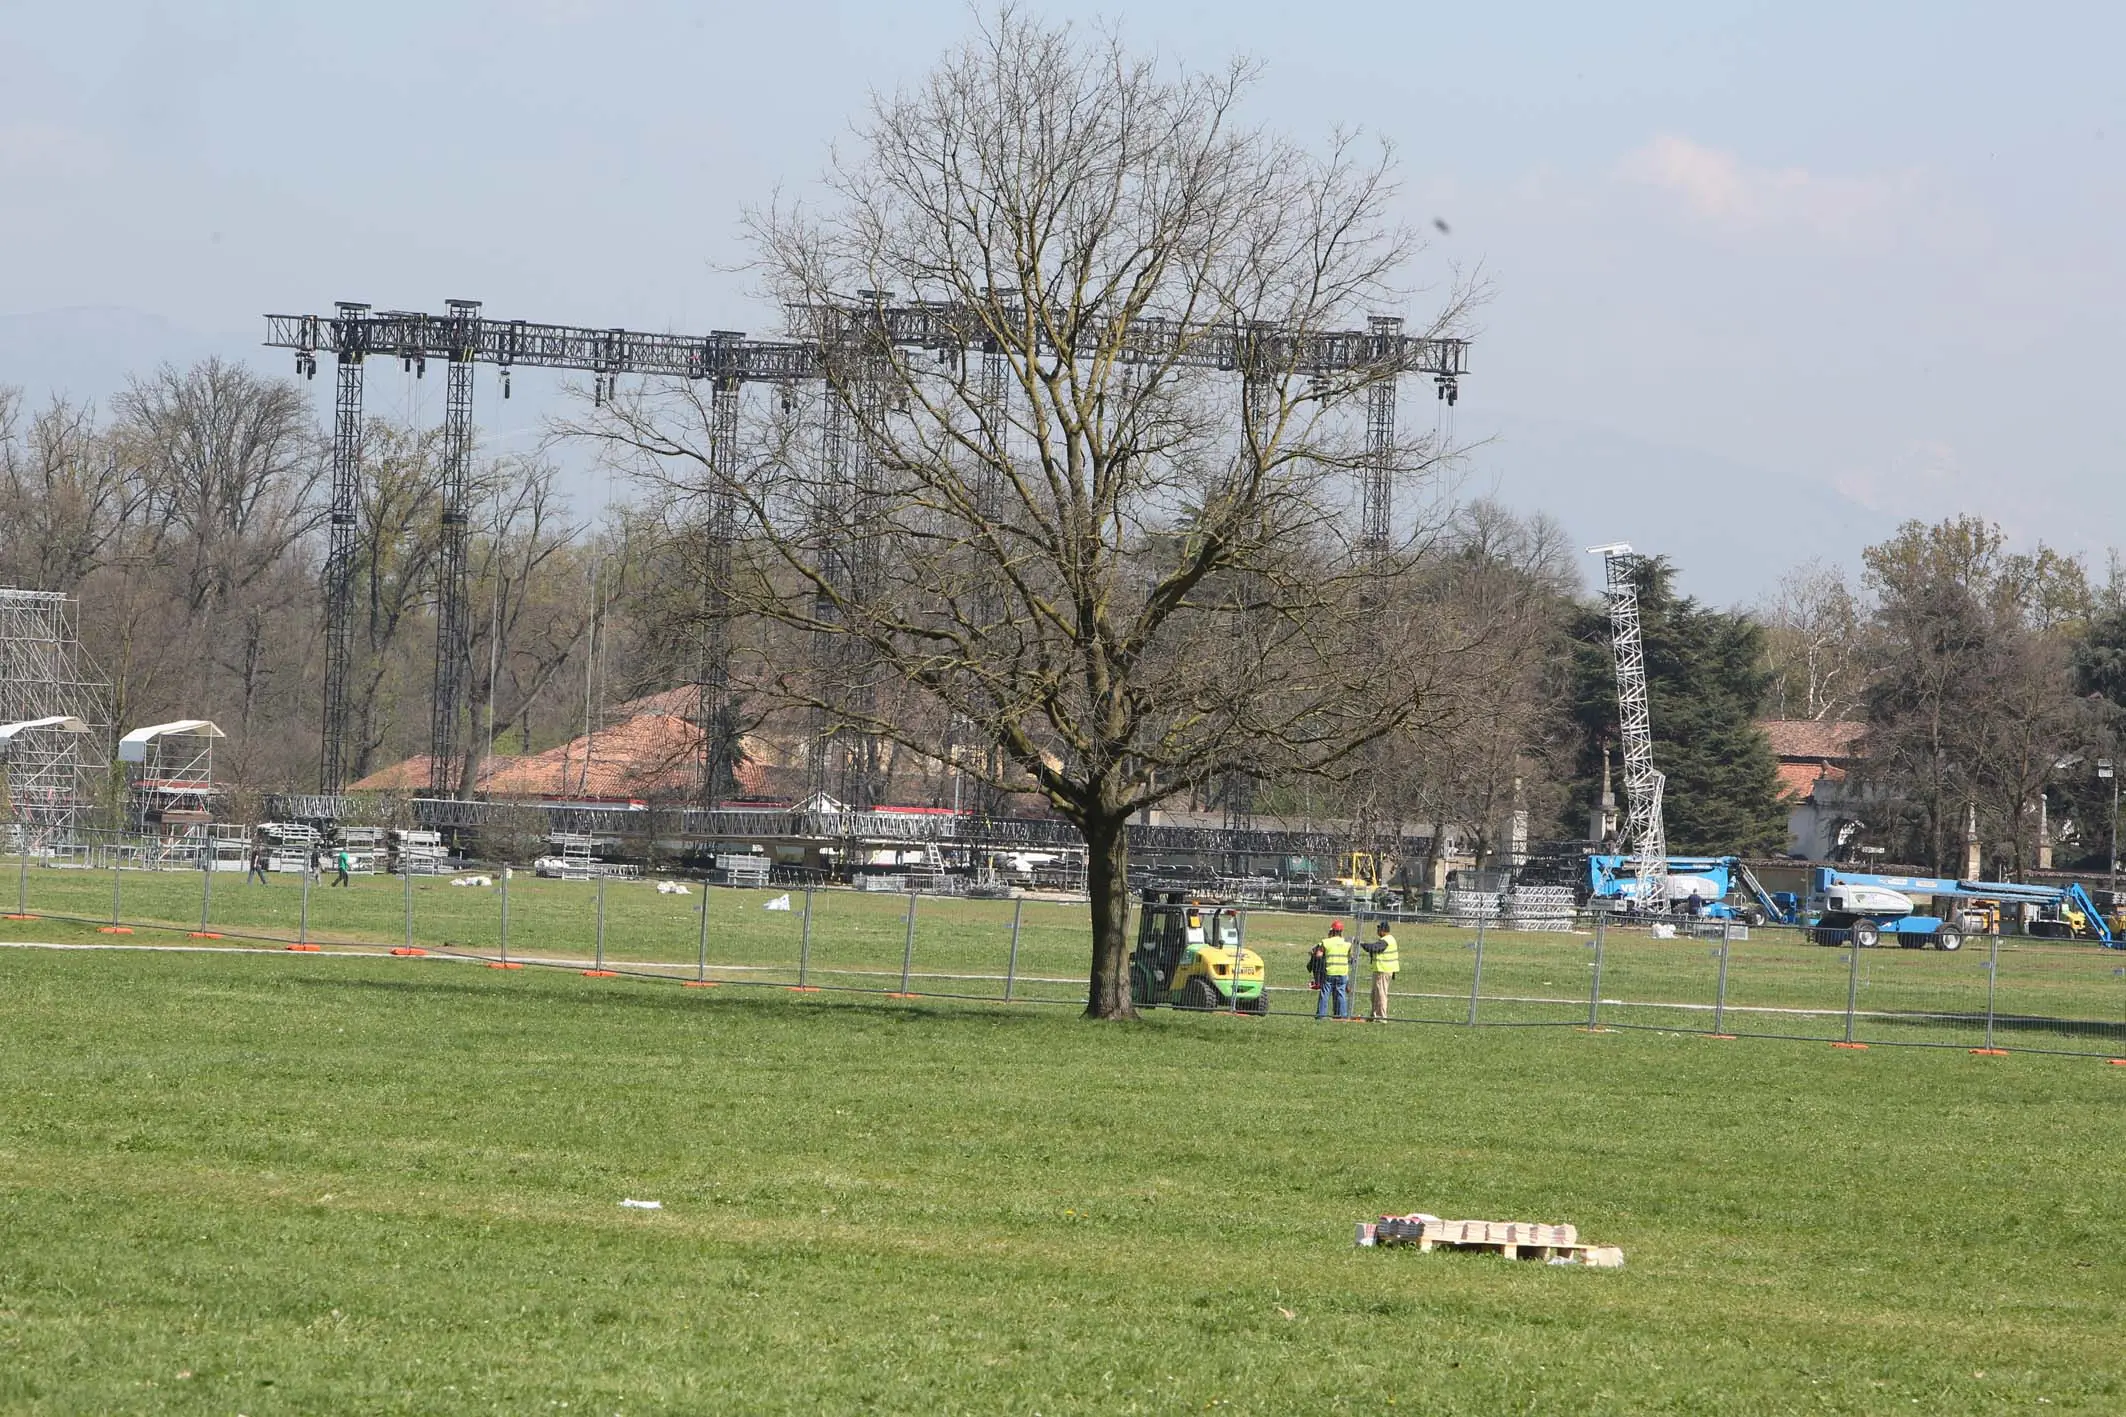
[2,943,2123,1412]
[7,859,2126,1050]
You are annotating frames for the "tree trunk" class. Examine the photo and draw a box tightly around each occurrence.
[1082,810,1136,1020]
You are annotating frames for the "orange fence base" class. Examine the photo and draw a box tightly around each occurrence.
[97,926,133,935]
[886,992,921,999]
[189,931,222,940]
[2109,1058,2126,1067]
[683,980,719,988]
[1831,1041,1869,1050]
[487,961,524,970]
[787,985,820,992]
[1970,1048,2009,1056]
[1708,1033,1738,1040]
[286,943,322,952]
[582,969,620,978]
[389,947,427,957]
[3,913,34,921]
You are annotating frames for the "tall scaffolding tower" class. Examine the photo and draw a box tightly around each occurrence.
[0,589,110,845]
[1590,544,1668,908]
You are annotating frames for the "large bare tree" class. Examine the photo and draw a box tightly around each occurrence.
[0,391,144,592]
[578,13,1475,1017]
[1759,560,1871,722]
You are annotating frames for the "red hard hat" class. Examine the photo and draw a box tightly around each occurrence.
[1330,920,1343,931]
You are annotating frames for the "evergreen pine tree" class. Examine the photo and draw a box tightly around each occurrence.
[1567,557,1788,855]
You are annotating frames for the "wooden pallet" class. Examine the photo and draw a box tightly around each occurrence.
[1358,1213,1622,1266]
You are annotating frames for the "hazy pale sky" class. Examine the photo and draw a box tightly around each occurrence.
[3,2,2120,604]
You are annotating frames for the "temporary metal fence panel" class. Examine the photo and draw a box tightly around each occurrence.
[1400,914,1481,1025]
[1591,917,1728,1034]
[1457,919,1601,1025]
[1988,940,2126,1057]
[16,863,2126,1062]
[1712,927,1858,1042]
[798,886,908,993]
[1848,937,1992,1049]
[1001,897,1098,1008]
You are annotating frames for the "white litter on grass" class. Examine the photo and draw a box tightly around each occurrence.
[656,881,692,895]
[764,893,792,911]
[450,875,494,888]
[619,1198,663,1210]
[1649,923,1676,940]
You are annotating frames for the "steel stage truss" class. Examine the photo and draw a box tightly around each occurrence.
[0,589,110,845]
[266,298,1469,815]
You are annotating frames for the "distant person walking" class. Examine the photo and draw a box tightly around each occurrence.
[248,843,270,885]
[1362,920,1399,1022]
[331,847,351,887]
[1315,920,1352,1020]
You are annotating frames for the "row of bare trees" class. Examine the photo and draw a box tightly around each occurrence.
[1,364,320,777]
[0,365,606,791]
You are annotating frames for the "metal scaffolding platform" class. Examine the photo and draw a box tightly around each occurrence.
[119,719,225,837]
[0,589,110,846]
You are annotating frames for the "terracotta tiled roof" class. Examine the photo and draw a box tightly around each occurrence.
[483,714,703,800]
[347,685,1062,812]
[1759,719,1865,762]
[348,754,526,793]
[1775,761,1847,803]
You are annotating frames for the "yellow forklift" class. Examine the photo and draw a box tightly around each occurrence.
[1129,889,1267,1013]
[1322,851,1403,911]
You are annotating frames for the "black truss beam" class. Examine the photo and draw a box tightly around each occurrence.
[790,298,1469,381]
[264,303,1469,386]
[266,312,822,383]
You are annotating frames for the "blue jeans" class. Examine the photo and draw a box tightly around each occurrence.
[1316,975,1350,1019]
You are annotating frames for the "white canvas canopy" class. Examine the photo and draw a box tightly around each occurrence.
[0,716,90,753]
[117,719,225,764]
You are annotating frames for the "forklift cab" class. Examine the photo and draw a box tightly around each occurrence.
[1130,889,1266,1012]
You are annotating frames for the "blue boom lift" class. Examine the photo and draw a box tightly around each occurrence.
[1809,869,2117,951]
[1585,855,1796,924]
[1585,856,2119,951]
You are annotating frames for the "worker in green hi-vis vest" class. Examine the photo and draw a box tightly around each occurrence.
[1362,920,1399,1022]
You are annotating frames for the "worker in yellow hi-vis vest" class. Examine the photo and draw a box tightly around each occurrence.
[1361,920,1399,1022]
[1314,920,1352,1020]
